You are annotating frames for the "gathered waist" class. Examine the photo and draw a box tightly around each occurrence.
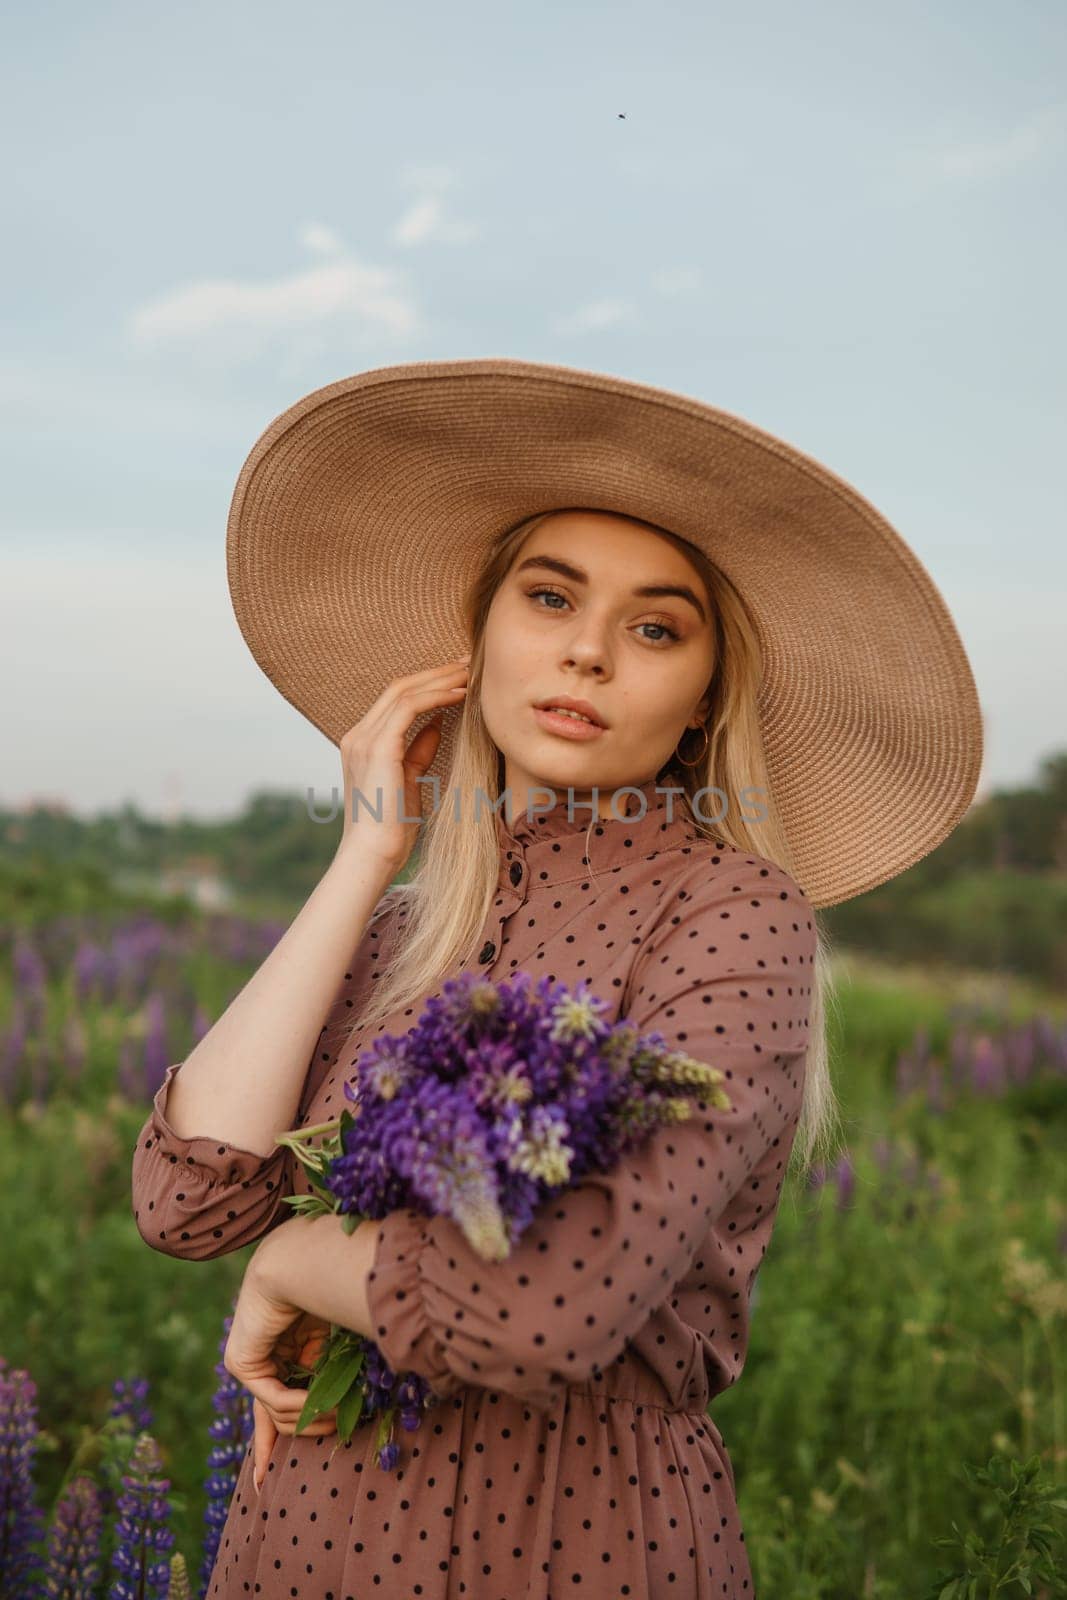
[562,1364,712,1419]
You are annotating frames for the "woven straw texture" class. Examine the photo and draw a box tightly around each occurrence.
[226,357,983,908]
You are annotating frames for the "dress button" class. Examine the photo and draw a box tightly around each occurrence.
[509,860,523,886]
[478,940,496,964]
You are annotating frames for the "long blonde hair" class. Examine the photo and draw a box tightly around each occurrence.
[356,509,842,1180]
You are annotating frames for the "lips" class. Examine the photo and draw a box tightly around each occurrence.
[533,697,608,728]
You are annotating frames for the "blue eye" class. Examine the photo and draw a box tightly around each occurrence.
[525,585,681,643]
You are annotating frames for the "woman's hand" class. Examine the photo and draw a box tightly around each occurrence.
[223,1263,340,1495]
[336,652,472,874]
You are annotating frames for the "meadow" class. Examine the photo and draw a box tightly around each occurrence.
[0,905,1064,1598]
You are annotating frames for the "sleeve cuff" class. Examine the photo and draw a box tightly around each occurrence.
[365,1208,466,1401]
[145,1061,289,1186]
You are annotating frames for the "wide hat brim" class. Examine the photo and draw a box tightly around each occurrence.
[226,356,983,909]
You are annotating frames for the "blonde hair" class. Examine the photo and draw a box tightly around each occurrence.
[356,508,842,1181]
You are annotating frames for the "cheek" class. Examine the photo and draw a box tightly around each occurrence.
[484,604,541,679]
[615,676,702,734]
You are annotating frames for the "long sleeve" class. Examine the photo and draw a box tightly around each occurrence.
[131,888,404,1261]
[365,853,816,1411]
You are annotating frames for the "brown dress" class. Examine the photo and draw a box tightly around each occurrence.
[131,777,816,1599]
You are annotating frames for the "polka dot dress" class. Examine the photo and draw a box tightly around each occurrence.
[132,777,817,1598]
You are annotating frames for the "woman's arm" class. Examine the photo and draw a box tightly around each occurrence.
[131,655,471,1261]
[249,1211,382,1337]
[163,838,397,1156]
[131,844,403,1260]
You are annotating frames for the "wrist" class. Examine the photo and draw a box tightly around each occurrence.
[330,833,403,887]
[250,1214,305,1298]
[252,1212,382,1339]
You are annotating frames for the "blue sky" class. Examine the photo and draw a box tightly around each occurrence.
[2,0,1064,820]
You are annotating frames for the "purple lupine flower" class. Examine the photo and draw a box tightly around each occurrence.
[947,1026,972,1094]
[109,1377,154,1435]
[1041,1014,1067,1074]
[142,993,171,1098]
[97,946,122,1008]
[0,995,30,1107]
[274,968,731,1471]
[41,1473,104,1599]
[831,1152,855,1210]
[0,1355,46,1596]
[970,1034,1006,1096]
[111,920,171,1011]
[73,940,107,1005]
[107,1431,175,1600]
[212,915,284,967]
[200,1310,254,1596]
[1006,1021,1036,1083]
[898,1148,922,1187]
[328,970,719,1256]
[894,1013,1067,1113]
[925,1058,945,1115]
[13,934,47,1004]
[870,1136,894,1174]
[62,1009,89,1091]
[29,1026,52,1110]
[116,1032,143,1106]
[190,1003,213,1045]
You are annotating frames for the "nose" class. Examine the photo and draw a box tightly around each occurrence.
[561,631,610,675]
[562,655,606,678]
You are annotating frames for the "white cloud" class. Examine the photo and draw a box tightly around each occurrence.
[921,101,1067,182]
[549,296,638,335]
[390,194,481,247]
[298,222,346,255]
[126,254,419,356]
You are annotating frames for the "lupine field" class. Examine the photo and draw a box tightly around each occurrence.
[1,909,1065,1598]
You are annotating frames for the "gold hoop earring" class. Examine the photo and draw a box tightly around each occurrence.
[674,724,709,767]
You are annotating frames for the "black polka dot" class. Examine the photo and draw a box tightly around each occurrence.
[133,777,814,1596]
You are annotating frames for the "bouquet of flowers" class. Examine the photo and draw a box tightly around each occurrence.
[272,968,731,1470]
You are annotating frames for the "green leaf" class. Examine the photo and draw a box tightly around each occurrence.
[280,1193,334,1220]
[375,1406,394,1451]
[335,1381,365,1443]
[295,1343,366,1431]
[309,1345,367,1412]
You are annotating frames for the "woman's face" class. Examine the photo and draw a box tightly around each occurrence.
[480,510,717,819]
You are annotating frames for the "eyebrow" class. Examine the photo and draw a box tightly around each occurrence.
[514,554,708,624]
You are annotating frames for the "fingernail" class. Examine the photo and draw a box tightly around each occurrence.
[253,1471,262,1497]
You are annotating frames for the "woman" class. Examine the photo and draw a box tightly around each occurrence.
[131,359,982,1598]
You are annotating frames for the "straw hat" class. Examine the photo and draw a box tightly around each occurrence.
[225,357,983,909]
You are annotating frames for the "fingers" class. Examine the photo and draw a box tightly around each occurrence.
[340,660,471,746]
[252,1397,277,1496]
[254,1386,340,1440]
[252,1394,342,1497]
[297,1332,327,1366]
[348,668,470,749]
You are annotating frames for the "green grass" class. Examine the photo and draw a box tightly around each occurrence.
[1,927,1064,1596]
